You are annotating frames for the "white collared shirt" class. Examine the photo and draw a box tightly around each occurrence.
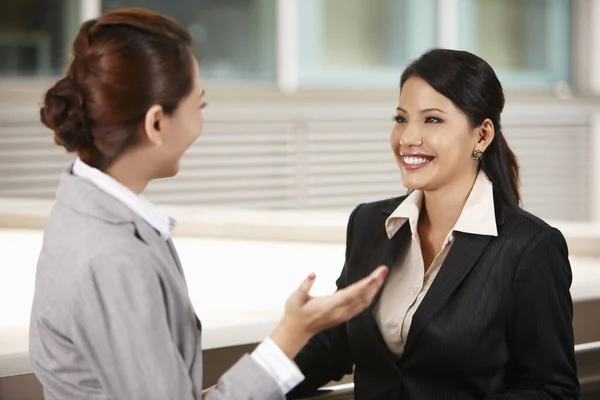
[376,171,498,355]
[72,158,176,239]
[71,158,304,394]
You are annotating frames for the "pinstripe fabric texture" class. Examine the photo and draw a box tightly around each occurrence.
[289,192,579,400]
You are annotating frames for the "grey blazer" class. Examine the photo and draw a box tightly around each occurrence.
[29,171,283,400]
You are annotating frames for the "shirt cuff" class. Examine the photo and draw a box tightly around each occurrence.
[250,337,305,394]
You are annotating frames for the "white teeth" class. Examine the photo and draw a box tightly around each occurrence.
[403,156,430,165]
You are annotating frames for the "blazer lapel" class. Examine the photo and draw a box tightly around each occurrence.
[368,223,411,310]
[365,198,411,306]
[359,200,411,363]
[130,216,189,281]
[354,190,508,363]
[402,229,494,356]
[166,238,187,279]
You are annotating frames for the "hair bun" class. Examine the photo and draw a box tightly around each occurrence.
[40,76,93,152]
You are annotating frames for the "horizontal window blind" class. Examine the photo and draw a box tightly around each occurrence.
[0,95,593,221]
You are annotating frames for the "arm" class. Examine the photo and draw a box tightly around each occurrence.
[71,252,200,400]
[286,204,364,398]
[73,253,287,400]
[285,308,354,398]
[484,228,579,399]
[204,352,287,400]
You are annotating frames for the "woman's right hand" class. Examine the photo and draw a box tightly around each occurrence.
[269,265,388,359]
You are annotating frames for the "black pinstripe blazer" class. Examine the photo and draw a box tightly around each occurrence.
[288,191,579,400]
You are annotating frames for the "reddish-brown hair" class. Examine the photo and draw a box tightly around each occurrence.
[40,8,195,169]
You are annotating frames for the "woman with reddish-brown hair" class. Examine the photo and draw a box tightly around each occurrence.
[29,8,388,400]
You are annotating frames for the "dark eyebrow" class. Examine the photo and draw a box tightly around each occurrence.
[422,107,446,114]
[396,106,446,114]
[200,89,205,98]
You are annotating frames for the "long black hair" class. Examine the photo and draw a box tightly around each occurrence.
[400,48,520,205]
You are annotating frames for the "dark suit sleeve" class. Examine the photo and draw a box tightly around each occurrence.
[484,227,579,400]
[286,204,365,399]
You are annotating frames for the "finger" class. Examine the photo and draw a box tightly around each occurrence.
[338,266,389,308]
[314,265,389,325]
[366,265,389,286]
[345,265,388,295]
[201,385,216,399]
[295,272,316,301]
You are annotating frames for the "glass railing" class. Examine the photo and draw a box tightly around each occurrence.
[576,341,600,398]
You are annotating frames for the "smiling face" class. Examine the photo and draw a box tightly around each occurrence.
[390,76,485,193]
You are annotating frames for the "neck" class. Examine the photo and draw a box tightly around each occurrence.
[104,153,151,195]
[420,170,478,233]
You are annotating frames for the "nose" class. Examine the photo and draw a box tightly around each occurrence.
[398,123,423,147]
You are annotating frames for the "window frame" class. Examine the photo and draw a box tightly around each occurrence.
[456,0,572,90]
[0,0,590,98]
[295,0,438,87]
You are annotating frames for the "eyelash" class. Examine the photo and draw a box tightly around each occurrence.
[201,102,208,109]
[392,115,443,124]
[425,116,443,123]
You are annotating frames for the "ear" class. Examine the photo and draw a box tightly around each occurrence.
[475,118,495,153]
[143,105,164,146]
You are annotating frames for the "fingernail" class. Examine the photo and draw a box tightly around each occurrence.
[307,273,316,280]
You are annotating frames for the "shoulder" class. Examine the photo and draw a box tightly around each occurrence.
[73,251,161,302]
[501,202,566,246]
[499,203,570,281]
[43,201,147,257]
[38,203,157,296]
[503,212,572,295]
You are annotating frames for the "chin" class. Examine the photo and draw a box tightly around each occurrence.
[153,163,180,180]
[400,170,434,191]
[165,166,180,178]
[402,181,428,191]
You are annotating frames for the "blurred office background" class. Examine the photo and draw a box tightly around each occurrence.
[1,0,599,221]
[1,0,600,399]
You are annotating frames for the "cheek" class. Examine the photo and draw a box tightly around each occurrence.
[179,112,203,145]
[163,125,195,154]
[433,133,471,166]
[190,110,203,137]
[389,126,401,150]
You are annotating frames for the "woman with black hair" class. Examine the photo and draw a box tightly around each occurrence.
[288,49,579,400]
